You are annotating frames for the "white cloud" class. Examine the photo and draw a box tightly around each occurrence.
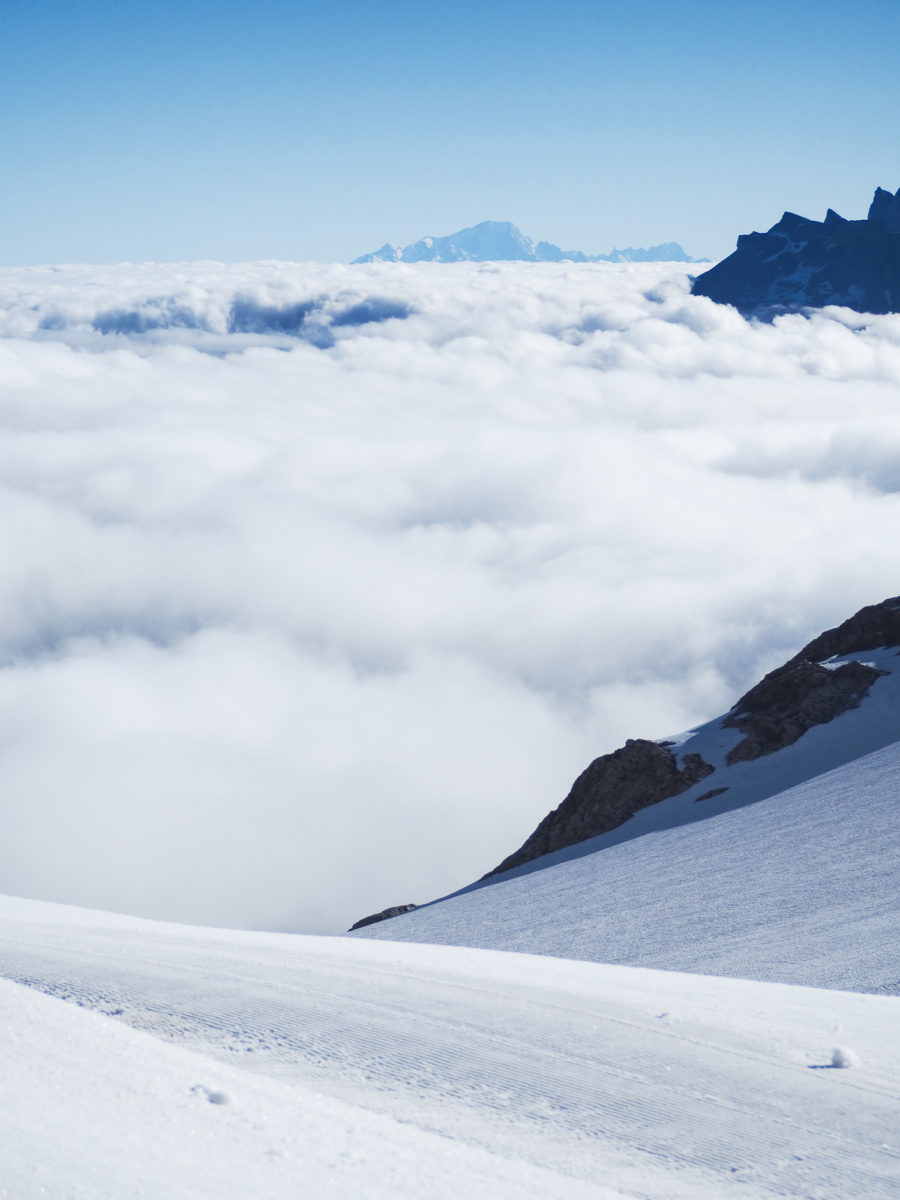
[0,260,898,931]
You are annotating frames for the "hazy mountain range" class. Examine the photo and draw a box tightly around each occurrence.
[353,219,707,264]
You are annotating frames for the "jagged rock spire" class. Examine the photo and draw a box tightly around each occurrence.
[867,186,900,235]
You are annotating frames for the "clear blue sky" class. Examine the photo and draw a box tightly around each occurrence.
[3,0,899,264]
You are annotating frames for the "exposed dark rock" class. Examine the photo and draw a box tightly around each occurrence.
[695,787,729,803]
[486,740,713,877]
[348,904,417,932]
[723,660,885,765]
[868,187,900,235]
[717,596,900,764]
[791,596,900,664]
[691,187,900,315]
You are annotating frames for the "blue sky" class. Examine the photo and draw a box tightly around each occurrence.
[3,0,900,264]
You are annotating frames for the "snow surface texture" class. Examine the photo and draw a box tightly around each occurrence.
[1,894,898,1199]
[4,260,900,933]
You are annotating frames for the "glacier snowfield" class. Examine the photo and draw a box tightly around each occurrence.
[2,893,899,1200]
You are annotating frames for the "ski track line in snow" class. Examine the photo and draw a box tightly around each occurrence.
[1,901,899,1200]
[0,976,627,1200]
[5,949,899,1144]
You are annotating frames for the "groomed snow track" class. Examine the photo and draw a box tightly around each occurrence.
[1,894,898,1199]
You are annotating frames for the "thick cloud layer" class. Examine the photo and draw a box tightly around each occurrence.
[0,260,898,932]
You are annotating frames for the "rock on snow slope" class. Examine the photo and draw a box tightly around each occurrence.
[353,598,900,995]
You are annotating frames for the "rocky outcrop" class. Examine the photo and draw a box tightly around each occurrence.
[719,597,900,764]
[723,659,885,765]
[791,596,900,664]
[695,786,729,803]
[691,187,900,315]
[485,596,900,878]
[348,904,417,932]
[486,740,713,877]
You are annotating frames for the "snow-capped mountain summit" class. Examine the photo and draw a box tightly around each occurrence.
[357,220,540,263]
[353,220,705,264]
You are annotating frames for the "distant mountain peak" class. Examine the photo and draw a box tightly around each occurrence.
[692,185,900,314]
[353,221,706,265]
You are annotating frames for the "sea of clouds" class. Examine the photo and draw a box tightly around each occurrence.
[1,259,899,933]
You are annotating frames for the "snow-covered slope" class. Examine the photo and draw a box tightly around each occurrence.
[1,895,898,1199]
[354,737,900,991]
[353,641,900,993]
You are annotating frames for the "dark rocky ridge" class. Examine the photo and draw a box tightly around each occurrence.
[349,904,418,931]
[722,659,885,765]
[486,741,714,878]
[791,596,900,664]
[484,597,899,877]
[691,187,900,315]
